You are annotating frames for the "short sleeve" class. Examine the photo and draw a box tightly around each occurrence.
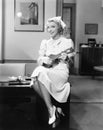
[60,38,75,59]
[66,39,75,58]
[60,38,74,52]
[68,39,74,49]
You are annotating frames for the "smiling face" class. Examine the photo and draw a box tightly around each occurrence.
[46,21,60,39]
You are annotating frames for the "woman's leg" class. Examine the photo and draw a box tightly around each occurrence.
[31,77,43,98]
[32,78,56,124]
[38,81,57,125]
[31,77,53,111]
[38,81,53,110]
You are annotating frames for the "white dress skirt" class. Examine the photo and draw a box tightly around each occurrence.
[31,62,70,103]
[31,37,73,103]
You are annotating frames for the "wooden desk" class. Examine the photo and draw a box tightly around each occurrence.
[0,76,31,87]
[0,76,35,104]
[0,76,9,86]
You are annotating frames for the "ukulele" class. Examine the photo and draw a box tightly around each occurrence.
[43,47,74,68]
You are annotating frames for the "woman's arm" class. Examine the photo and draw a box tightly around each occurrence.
[37,40,52,65]
[59,38,75,60]
[49,39,75,61]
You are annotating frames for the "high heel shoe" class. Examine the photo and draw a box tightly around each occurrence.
[51,108,65,128]
[57,107,65,117]
[52,109,60,128]
[48,106,56,125]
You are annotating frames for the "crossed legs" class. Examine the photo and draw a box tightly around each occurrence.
[31,77,52,110]
[31,76,65,128]
[31,77,58,126]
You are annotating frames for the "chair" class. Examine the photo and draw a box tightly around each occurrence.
[93,66,103,78]
[88,38,96,47]
[0,63,26,77]
[93,56,103,78]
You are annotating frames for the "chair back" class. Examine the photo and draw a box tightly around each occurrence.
[0,63,25,77]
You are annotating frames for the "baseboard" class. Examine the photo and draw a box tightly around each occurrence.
[70,99,103,104]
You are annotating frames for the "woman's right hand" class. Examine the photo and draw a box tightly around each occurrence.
[49,54,59,60]
[38,56,52,65]
[42,57,52,64]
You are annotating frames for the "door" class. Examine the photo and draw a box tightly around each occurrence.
[56,0,76,74]
[56,1,76,74]
[56,0,76,43]
[63,3,76,74]
[62,3,76,43]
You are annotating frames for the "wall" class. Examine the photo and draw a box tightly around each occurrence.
[76,0,103,44]
[75,0,103,72]
[0,0,2,61]
[4,0,56,61]
[1,0,103,74]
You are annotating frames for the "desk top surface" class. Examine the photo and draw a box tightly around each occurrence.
[0,76,32,87]
[0,76,9,82]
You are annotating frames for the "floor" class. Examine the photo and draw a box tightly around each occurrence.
[70,75,103,130]
[0,75,103,130]
[0,103,68,130]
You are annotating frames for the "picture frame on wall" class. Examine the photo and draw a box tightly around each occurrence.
[14,0,44,31]
[85,23,98,35]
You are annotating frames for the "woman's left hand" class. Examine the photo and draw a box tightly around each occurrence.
[42,57,52,64]
[49,54,59,60]
[59,53,67,60]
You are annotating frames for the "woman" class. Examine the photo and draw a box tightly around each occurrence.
[31,16,74,128]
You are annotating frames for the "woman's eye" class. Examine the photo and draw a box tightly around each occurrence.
[51,26,55,28]
[47,25,56,30]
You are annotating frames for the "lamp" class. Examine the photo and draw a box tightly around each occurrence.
[16,12,22,18]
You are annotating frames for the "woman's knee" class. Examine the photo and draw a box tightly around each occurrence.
[32,80,41,94]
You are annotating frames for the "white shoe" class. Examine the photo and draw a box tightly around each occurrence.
[57,107,65,117]
[48,106,56,125]
[30,79,34,87]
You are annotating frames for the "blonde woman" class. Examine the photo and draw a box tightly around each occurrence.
[31,16,74,128]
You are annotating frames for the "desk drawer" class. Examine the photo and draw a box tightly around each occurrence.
[0,87,36,104]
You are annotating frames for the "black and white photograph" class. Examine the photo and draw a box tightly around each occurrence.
[14,0,44,31]
[0,0,103,130]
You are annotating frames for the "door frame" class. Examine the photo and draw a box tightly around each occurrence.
[56,0,76,74]
[63,3,76,43]
[56,0,76,44]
